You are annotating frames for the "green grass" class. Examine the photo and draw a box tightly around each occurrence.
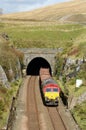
[0,22,86,50]
[0,79,22,129]
[71,101,86,130]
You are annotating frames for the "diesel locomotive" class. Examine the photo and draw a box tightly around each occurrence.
[39,68,60,106]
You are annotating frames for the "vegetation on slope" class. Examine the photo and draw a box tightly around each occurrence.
[0,33,24,81]
[0,79,22,129]
[54,52,86,130]
[0,22,86,57]
[0,33,23,129]
[0,18,86,130]
[71,101,86,130]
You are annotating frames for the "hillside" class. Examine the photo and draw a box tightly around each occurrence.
[0,1,86,129]
[0,0,86,23]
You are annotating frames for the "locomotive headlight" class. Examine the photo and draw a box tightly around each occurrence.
[45,97,49,102]
[55,97,58,101]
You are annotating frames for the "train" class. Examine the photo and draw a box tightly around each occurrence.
[39,68,60,106]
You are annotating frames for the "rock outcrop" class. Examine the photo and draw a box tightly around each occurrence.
[0,65,9,87]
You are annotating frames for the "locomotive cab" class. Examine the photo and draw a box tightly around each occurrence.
[44,86,59,105]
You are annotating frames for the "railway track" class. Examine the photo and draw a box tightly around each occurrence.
[47,107,67,130]
[27,76,40,130]
[26,76,67,130]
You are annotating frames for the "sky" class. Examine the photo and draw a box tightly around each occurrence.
[0,0,69,14]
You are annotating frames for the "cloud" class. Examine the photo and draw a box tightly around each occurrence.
[2,0,46,5]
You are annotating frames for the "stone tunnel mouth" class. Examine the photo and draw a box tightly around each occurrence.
[26,57,52,76]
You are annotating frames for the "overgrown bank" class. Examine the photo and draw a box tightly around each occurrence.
[54,52,86,130]
[0,34,23,129]
[71,101,86,130]
[0,79,22,129]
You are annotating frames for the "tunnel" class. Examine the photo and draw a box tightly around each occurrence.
[26,57,52,75]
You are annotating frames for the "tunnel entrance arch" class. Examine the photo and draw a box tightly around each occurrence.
[26,57,52,76]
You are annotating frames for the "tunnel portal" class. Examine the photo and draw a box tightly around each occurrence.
[26,57,52,75]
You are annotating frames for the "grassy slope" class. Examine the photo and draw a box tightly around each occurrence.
[0,0,86,22]
[0,80,22,129]
[71,101,86,130]
[0,22,86,58]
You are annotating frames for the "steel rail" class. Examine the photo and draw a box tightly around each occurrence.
[27,76,40,130]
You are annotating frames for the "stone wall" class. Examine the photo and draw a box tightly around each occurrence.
[19,48,61,72]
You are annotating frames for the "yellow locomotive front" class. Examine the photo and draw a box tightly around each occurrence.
[43,83,60,106]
